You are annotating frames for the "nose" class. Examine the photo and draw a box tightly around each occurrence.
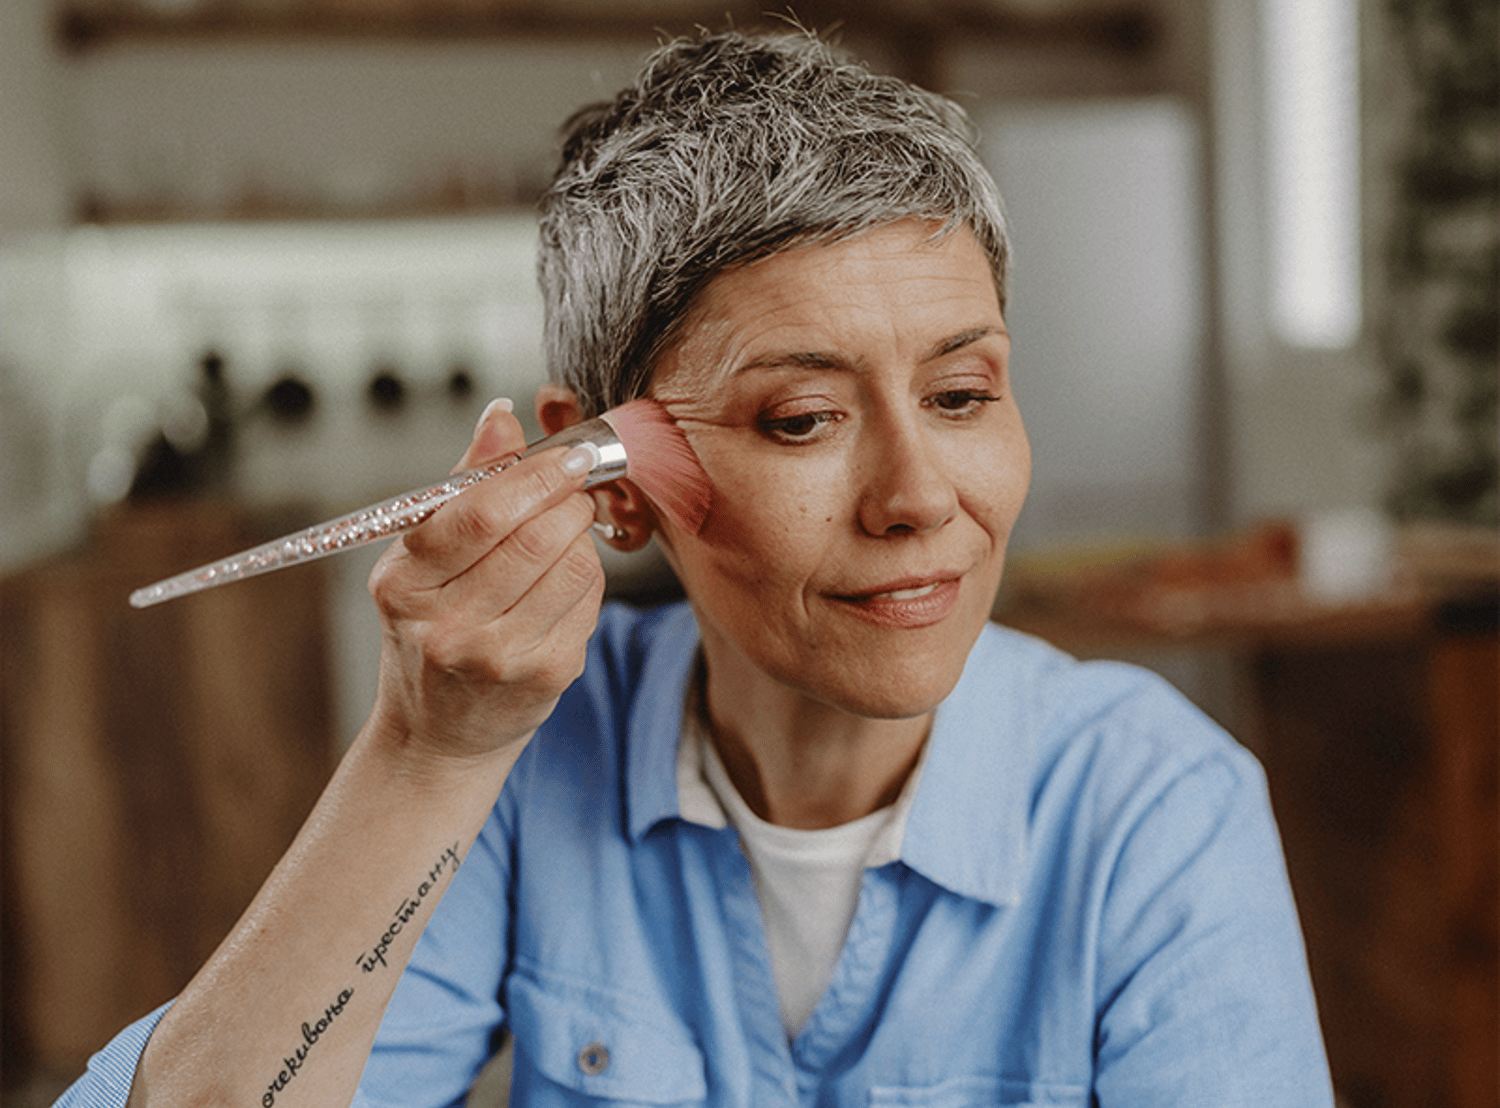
[856,415,958,536]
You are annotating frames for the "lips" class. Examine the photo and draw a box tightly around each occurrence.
[830,576,963,628]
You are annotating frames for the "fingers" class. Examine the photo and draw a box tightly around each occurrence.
[396,399,596,590]
[401,446,595,591]
[366,398,601,663]
[362,396,611,757]
[424,524,604,688]
[418,488,597,624]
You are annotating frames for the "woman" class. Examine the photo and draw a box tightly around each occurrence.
[59,30,1333,1107]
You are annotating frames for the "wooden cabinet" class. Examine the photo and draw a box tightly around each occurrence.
[1253,612,1498,1108]
[1,503,335,1082]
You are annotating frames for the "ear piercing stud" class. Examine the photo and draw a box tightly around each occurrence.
[591,521,622,541]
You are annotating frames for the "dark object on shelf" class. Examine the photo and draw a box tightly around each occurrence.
[127,348,241,501]
[261,374,316,423]
[127,434,198,500]
[366,368,407,413]
[446,365,475,401]
[195,347,237,488]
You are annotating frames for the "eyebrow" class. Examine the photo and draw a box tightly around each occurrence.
[928,326,1004,360]
[737,325,1005,375]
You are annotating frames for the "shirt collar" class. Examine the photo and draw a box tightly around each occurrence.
[625,604,702,843]
[624,608,1031,908]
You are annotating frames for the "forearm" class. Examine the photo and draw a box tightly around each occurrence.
[127,725,525,1108]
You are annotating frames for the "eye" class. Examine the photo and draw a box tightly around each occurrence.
[757,409,843,443]
[924,389,1001,418]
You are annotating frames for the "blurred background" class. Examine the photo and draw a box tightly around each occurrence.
[0,0,1495,1105]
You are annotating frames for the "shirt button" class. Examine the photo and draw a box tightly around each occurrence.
[577,1041,610,1076]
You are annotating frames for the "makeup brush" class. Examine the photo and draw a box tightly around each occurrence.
[128,398,710,609]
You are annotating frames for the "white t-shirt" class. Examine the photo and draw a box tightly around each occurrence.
[677,706,927,1037]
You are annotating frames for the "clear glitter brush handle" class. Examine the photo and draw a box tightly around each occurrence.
[129,417,626,609]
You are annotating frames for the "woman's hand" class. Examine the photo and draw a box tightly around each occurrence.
[365,399,606,770]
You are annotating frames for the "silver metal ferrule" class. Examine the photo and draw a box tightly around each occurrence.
[520,416,628,486]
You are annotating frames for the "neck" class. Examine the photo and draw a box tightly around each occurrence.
[696,646,931,831]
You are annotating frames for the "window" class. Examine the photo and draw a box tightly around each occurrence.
[1262,0,1362,348]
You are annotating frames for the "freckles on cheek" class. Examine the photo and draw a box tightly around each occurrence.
[687,434,837,562]
[712,482,818,551]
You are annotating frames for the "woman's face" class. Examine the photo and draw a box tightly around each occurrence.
[648,219,1030,720]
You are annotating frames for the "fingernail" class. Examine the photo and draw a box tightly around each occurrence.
[475,397,513,434]
[561,442,601,476]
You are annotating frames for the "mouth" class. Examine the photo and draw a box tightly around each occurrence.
[830,576,963,628]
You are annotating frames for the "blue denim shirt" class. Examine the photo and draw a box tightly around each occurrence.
[58,602,1333,1107]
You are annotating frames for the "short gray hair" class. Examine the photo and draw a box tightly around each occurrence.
[537,29,1010,417]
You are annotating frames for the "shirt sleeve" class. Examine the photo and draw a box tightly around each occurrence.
[351,798,514,1108]
[50,1004,169,1108]
[1090,745,1335,1106]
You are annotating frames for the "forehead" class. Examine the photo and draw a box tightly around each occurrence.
[652,220,1001,390]
[712,220,991,305]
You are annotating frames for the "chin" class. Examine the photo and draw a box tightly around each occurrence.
[793,646,973,721]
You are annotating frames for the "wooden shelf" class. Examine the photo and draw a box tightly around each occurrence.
[56,0,1161,61]
[72,190,543,228]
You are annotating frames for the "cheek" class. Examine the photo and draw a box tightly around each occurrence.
[1006,428,1033,516]
[964,418,1031,527]
[697,436,843,538]
[674,446,843,592]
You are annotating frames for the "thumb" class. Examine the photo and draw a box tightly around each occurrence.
[454,397,526,473]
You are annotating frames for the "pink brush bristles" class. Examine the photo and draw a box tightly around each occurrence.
[601,399,712,534]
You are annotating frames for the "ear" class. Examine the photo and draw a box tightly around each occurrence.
[535,384,658,552]
[536,382,585,435]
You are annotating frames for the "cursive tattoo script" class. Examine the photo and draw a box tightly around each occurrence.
[354,843,461,975]
[262,987,355,1107]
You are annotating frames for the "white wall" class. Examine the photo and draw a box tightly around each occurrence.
[0,4,662,571]
[62,36,652,219]
[981,97,1208,550]
[0,0,72,231]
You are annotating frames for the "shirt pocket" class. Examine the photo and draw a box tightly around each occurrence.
[506,968,708,1106]
[868,1075,1088,1107]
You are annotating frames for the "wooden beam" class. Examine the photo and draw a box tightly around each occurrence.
[57,1,1160,62]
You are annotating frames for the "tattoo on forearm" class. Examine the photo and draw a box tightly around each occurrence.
[256,844,462,1105]
[262,987,355,1107]
[354,843,462,975]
